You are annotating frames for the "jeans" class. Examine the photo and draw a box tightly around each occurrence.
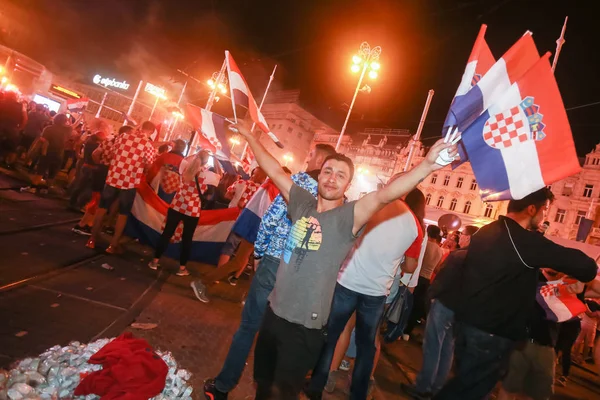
[434,323,515,400]
[154,208,199,266]
[405,276,430,335]
[415,299,455,394]
[215,255,280,393]
[309,283,386,400]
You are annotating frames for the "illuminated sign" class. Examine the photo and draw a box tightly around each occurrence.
[92,74,130,90]
[49,84,82,99]
[144,82,167,99]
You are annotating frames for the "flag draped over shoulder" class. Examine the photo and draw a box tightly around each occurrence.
[460,53,580,201]
[185,104,230,159]
[125,183,240,265]
[225,51,283,148]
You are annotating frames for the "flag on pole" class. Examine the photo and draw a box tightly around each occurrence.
[225,51,284,148]
[66,97,89,112]
[185,104,230,159]
[450,32,539,134]
[460,52,580,201]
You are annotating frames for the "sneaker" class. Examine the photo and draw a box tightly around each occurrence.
[339,359,351,371]
[402,334,410,341]
[401,383,431,400]
[203,378,228,400]
[148,260,159,270]
[85,238,96,249]
[72,225,92,236]
[176,268,190,277]
[555,376,568,387]
[106,244,124,255]
[228,275,238,286]
[325,370,341,393]
[191,281,209,303]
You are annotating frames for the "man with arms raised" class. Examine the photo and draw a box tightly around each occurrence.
[230,120,457,399]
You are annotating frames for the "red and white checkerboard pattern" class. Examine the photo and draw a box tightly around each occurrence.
[238,181,260,208]
[160,218,184,243]
[170,178,203,218]
[540,283,559,298]
[160,169,182,194]
[482,106,529,149]
[104,132,157,189]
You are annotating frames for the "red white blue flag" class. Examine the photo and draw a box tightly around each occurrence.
[460,52,580,200]
[225,51,283,148]
[537,280,587,322]
[230,179,280,243]
[185,104,230,159]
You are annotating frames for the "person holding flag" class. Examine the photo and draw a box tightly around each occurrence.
[227,118,457,399]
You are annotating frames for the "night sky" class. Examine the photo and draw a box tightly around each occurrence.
[10,0,600,155]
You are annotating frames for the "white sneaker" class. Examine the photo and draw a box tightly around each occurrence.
[402,334,410,341]
[148,260,159,270]
[339,359,351,371]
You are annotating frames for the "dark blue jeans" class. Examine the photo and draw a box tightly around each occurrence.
[434,323,515,400]
[415,299,455,394]
[215,255,280,393]
[309,283,386,400]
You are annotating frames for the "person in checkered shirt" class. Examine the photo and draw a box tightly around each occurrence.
[86,121,157,254]
[225,167,267,209]
[148,150,212,276]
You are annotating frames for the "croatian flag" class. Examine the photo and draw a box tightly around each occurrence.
[185,104,230,159]
[449,32,539,134]
[460,53,581,201]
[125,183,241,265]
[66,97,89,112]
[537,280,587,322]
[225,51,283,148]
[230,179,280,243]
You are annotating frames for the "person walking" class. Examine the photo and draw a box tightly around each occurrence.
[148,151,210,276]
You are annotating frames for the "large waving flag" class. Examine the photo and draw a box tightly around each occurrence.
[185,104,230,159]
[125,183,241,265]
[230,179,280,243]
[450,31,539,134]
[537,280,587,322]
[225,51,283,148]
[461,53,580,201]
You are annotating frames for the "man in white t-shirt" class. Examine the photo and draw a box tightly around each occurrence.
[307,188,424,400]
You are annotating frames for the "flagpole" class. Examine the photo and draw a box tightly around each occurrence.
[241,64,278,160]
[208,58,227,113]
[95,92,107,118]
[123,80,143,126]
[403,90,434,172]
[551,16,568,72]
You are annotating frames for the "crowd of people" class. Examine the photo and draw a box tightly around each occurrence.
[2,91,600,400]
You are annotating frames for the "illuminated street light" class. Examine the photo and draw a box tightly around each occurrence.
[1,76,7,84]
[283,153,293,166]
[207,71,228,95]
[172,111,184,119]
[229,136,241,152]
[337,41,382,151]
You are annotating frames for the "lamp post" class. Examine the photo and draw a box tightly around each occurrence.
[335,42,382,151]
[229,136,241,153]
[206,68,228,111]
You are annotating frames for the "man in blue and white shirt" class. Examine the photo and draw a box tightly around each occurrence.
[200,144,336,400]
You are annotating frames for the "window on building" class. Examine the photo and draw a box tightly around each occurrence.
[463,201,472,214]
[583,184,593,198]
[449,198,458,211]
[426,193,432,205]
[554,209,566,224]
[575,210,587,225]
[470,179,477,191]
[562,182,574,196]
[456,177,464,188]
[278,124,283,129]
[287,127,293,133]
[443,175,450,186]
[484,203,494,218]
[297,131,303,139]
[437,196,444,208]
[431,174,438,184]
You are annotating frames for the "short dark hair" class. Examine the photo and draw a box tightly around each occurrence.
[322,153,355,182]
[405,188,425,229]
[53,114,68,125]
[141,120,156,132]
[507,188,554,213]
[158,144,170,153]
[119,125,134,135]
[462,225,479,237]
[427,225,442,242]
[315,143,336,158]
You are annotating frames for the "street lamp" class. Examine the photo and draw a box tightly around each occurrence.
[335,42,382,151]
[207,71,228,101]
[283,153,293,166]
[229,136,241,153]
